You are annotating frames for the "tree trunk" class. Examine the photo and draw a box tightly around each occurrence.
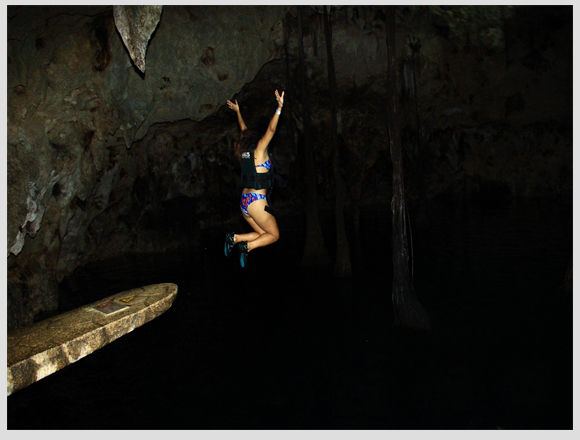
[386,6,431,330]
[298,6,329,267]
[323,6,351,277]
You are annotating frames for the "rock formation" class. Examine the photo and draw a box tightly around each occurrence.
[7,5,288,329]
[113,5,163,73]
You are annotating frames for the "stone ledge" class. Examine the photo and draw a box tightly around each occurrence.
[7,283,178,396]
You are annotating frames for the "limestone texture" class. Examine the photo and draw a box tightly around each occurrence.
[113,5,163,73]
[7,283,178,396]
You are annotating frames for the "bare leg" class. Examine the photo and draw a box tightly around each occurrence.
[236,206,266,244]
[234,231,261,243]
[244,199,279,252]
[247,230,278,251]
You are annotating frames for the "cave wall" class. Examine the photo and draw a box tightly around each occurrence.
[7,6,572,331]
[7,5,288,330]
[403,6,573,201]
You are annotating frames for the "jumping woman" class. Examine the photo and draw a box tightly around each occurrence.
[224,90,284,268]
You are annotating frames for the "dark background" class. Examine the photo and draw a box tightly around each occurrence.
[6,5,573,429]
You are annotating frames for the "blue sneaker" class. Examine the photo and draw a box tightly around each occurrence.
[239,242,248,268]
[224,232,235,257]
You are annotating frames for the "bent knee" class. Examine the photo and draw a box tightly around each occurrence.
[262,227,279,242]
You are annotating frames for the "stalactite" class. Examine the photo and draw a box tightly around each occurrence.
[113,5,163,73]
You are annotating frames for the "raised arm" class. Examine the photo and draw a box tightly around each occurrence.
[256,89,284,154]
[227,99,247,131]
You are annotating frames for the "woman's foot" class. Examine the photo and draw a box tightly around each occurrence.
[224,232,236,257]
[239,242,248,268]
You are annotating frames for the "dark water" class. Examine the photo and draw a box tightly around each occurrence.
[7,197,573,430]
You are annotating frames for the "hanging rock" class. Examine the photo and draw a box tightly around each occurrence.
[113,5,163,73]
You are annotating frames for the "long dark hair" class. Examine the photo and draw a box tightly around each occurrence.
[235,129,261,160]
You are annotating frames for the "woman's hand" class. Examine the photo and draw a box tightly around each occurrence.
[227,99,240,113]
[228,99,247,131]
[275,90,284,109]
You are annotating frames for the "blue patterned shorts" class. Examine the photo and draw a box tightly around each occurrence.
[240,193,267,215]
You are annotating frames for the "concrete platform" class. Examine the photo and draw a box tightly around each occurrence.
[7,283,178,396]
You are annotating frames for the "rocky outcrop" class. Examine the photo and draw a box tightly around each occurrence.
[7,283,178,396]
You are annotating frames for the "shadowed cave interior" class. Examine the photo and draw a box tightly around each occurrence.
[6,5,573,429]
